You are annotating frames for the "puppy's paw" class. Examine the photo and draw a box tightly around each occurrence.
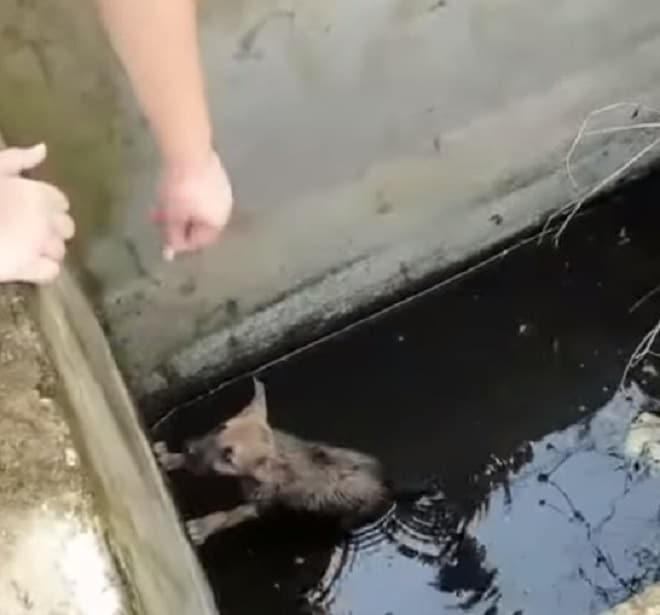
[152,441,169,460]
[185,519,207,546]
[186,515,223,546]
[153,441,184,471]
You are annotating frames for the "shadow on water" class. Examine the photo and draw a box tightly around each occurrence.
[153,174,660,615]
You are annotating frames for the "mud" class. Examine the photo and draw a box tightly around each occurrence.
[153,174,660,615]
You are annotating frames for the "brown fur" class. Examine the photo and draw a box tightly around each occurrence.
[154,379,390,545]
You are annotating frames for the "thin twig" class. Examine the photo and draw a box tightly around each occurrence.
[554,135,660,245]
[537,196,579,245]
[564,102,656,192]
[629,282,660,314]
[559,102,660,388]
[585,123,660,137]
[556,102,660,246]
[541,107,654,245]
[621,317,660,389]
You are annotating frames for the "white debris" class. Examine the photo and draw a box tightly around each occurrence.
[0,511,124,615]
[641,362,659,378]
[64,447,79,467]
[624,411,660,476]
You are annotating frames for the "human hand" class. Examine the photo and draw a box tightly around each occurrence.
[0,144,75,284]
[152,150,233,261]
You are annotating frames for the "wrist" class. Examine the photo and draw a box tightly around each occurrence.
[154,110,214,172]
[161,142,218,177]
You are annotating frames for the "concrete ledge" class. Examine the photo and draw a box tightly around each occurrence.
[37,270,218,615]
[144,130,660,417]
[0,284,128,614]
[130,33,660,411]
[604,585,660,614]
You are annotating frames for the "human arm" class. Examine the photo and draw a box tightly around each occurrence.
[94,0,233,259]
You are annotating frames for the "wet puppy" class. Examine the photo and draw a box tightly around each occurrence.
[154,379,390,545]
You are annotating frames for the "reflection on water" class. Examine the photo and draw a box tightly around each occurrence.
[305,384,660,615]
[158,383,660,615]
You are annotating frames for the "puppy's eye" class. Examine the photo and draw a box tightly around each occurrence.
[220,446,234,464]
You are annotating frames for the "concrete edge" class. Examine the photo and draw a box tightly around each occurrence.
[142,137,660,416]
[602,583,660,614]
[125,34,660,406]
[36,269,218,615]
[0,283,131,615]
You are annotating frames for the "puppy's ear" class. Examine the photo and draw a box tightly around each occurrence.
[237,378,268,421]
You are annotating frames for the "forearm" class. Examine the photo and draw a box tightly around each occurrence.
[95,0,212,167]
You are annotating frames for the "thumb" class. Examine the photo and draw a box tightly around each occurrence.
[0,143,47,176]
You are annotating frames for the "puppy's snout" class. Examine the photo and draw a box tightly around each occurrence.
[184,439,208,462]
[182,438,211,474]
[184,440,198,456]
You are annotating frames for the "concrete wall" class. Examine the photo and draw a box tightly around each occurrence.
[4,0,660,412]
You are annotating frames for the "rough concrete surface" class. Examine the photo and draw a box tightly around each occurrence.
[5,0,660,403]
[0,286,128,615]
[605,585,660,615]
[38,270,219,615]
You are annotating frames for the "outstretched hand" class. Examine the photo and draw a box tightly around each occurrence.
[0,144,75,284]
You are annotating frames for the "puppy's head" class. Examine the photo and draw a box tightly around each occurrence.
[184,379,276,479]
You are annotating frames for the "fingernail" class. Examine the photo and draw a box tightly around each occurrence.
[163,246,176,261]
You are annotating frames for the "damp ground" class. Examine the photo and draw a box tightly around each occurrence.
[153,173,660,615]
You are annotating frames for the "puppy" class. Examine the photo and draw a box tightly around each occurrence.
[154,379,391,546]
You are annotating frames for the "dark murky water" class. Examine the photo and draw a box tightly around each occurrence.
[153,175,660,615]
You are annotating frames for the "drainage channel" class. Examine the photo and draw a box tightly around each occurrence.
[152,173,660,615]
